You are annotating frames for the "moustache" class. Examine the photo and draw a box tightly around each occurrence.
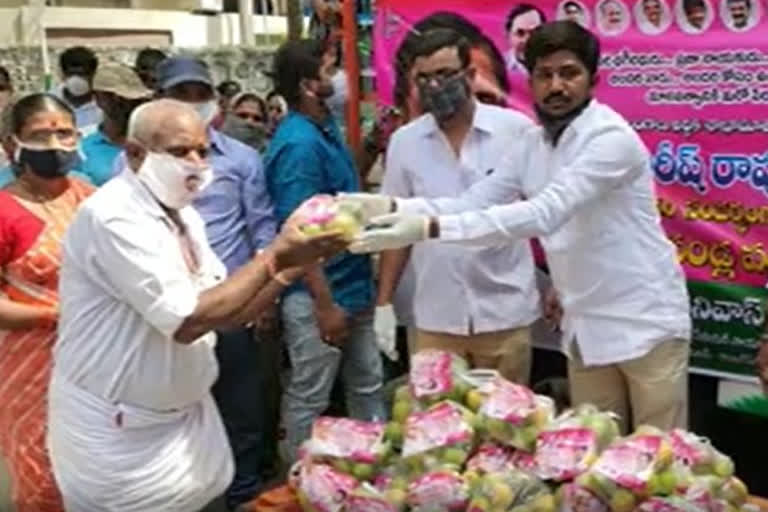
[544,93,569,104]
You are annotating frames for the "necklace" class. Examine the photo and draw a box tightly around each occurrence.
[14,176,73,236]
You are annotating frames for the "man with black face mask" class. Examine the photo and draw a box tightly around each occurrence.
[375,28,539,383]
[344,21,691,435]
[264,39,385,465]
[79,65,151,186]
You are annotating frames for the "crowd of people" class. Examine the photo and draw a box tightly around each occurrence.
[0,13,763,512]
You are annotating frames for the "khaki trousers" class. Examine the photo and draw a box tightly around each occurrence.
[568,339,689,434]
[414,326,532,385]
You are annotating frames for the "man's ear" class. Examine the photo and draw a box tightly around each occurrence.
[124,140,147,172]
[590,72,600,88]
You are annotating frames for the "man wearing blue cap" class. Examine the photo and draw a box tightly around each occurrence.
[155,56,277,509]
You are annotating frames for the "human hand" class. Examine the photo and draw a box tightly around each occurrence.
[543,287,563,331]
[38,307,58,330]
[254,302,280,336]
[314,302,349,346]
[336,193,395,224]
[349,213,430,254]
[374,303,398,361]
[270,214,349,270]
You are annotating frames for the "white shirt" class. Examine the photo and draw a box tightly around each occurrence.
[399,100,691,365]
[383,103,540,335]
[56,168,226,411]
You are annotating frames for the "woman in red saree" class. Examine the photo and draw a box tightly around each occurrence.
[0,93,94,511]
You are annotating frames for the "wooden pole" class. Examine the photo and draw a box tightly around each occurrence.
[341,0,361,151]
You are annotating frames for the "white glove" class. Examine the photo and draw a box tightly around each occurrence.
[349,213,431,253]
[336,192,395,223]
[374,304,398,361]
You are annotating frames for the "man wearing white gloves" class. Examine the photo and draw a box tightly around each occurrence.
[343,21,691,433]
[375,28,539,383]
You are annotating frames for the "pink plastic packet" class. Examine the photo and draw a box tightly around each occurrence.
[401,402,474,459]
[465,443,514,474]
[535,428,598,481]
[557,484,611,512]
[409,350,470,405]
[292,194,363,240]
[480,377,539,424]
[591,435,667,493]
[309,417,387,464]
[407,471,469,512]
[296,464,359,512]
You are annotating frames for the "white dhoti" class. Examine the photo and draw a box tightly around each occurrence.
[47,373,234,512]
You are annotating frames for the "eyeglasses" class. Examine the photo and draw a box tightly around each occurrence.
[414,68,464,87]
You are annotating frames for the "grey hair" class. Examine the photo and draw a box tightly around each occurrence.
[127,98,199,148]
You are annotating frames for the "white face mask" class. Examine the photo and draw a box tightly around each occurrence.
[136,151,213,210]
[64,75,91,97]
[191,100,218,125]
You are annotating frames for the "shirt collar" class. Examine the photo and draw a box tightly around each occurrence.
[560,99,598,139]
[419,100,496,137]
[207,127,226,155]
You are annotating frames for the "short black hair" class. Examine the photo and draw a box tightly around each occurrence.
[11,93,74,136]
[59,46,98,75]
[563,1,583,11]
[682,0,706,12]
[393,12,509,109]
[524,20,600,76]
[727,0,750,7]
[271,39,327,106]
[409,29,471,70]
[505,4,547,33]
[0,66,10,84]
[217,80,242,98]
[136,48,167,67]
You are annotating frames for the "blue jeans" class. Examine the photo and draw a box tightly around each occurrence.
[280,292,386,463]
[211,327,265,509]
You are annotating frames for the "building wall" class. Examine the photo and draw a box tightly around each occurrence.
[0,45,275,96]
[0,6,299,47]
[0,5,305,104]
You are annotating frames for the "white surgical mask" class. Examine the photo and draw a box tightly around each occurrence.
[64,75,91,97]
[136,151,213,210]
[191,100,218,125]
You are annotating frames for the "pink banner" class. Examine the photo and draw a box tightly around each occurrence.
[373,0,768,288]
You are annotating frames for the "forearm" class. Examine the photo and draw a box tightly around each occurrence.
[376,248,410,305]
[175,253,275,343]
[434,201,541,247]
[221,278,286,329]
[0,299,56,330]
[304,265,335,308]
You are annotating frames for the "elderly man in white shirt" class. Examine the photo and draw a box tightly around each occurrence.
[47,99,347,512]
[376,28,539,382]
[344,21,691,434]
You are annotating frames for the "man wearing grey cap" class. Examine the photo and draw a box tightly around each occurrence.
[78,64,152,186]
[155,56,278,509]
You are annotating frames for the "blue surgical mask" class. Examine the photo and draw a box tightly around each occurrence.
[191,100,218,125]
